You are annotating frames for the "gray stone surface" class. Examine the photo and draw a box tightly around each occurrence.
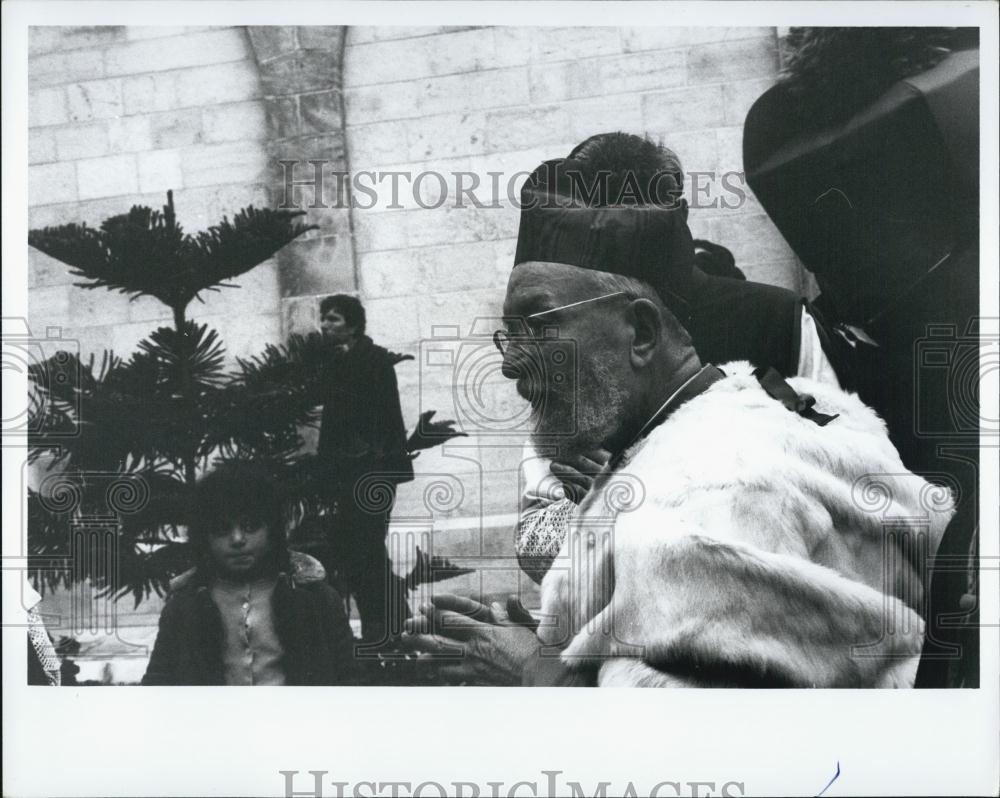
[248,25,356,322]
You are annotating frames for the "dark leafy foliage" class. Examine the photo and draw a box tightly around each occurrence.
[204,333,328,461]
[26,193,319,599]
[27,325,224,476]
[133,321,228,391]
[26,192,462,616]
[26,463,190,604]
[28,191,316,311]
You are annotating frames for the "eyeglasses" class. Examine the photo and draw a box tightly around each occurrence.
[492,291,629,357]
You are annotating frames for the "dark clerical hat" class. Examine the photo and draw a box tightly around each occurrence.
[513,156,696,309]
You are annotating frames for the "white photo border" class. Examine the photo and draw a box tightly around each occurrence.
[3,3,998,797]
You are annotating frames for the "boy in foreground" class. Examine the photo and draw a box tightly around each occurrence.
[143,463,356,686]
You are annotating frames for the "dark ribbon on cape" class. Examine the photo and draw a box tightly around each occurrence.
[753,366,839,427]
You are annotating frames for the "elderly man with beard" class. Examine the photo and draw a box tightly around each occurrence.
[402,152,953,688]
[514,133,842,586]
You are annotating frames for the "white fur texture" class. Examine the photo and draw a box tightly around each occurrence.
[539,362,953,688]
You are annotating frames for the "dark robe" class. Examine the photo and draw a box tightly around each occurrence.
[685,269,805,378]
[316,334,413,643]
[743,47,981,687]
[318,334,413,488]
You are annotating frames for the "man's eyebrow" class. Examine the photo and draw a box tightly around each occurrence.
[509,292,554,317]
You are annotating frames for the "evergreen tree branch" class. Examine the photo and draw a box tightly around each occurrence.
[28,192,316,313]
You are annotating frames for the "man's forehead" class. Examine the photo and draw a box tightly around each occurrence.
[504,261,599,311]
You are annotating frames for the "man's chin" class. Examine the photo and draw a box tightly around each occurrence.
[530,421,601,461]
[530,403,621,460]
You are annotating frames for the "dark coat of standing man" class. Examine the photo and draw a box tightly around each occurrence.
[317,294,414,645]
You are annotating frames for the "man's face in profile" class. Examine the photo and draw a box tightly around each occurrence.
[502,262,633,459]
[320,308,354,345]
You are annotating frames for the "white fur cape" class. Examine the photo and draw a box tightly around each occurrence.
[538,362,953,688]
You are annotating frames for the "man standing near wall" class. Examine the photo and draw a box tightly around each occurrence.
[317,294,414,645]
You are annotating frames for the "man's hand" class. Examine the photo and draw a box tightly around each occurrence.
[401,594,540,685]
[549,448,611,504]
[406,410,468,453]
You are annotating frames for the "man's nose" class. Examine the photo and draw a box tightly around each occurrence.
[229,528,247,546]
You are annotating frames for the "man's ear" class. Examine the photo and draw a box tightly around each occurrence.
[626,298,662,368]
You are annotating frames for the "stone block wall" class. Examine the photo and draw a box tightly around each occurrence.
[245,26,356,337]
[28,26,280,363]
